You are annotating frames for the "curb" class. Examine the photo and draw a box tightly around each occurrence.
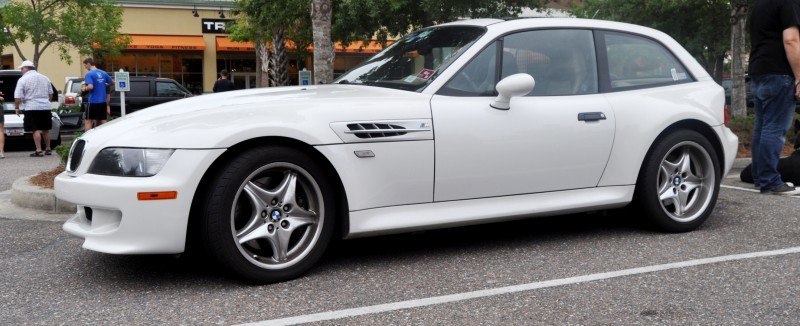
[10,176,76,213]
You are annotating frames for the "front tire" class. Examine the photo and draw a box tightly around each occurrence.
[636,129,720,232]
[200,146,336,283]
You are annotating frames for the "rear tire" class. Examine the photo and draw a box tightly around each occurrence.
[635,129,720,232]
[199,145,335,283]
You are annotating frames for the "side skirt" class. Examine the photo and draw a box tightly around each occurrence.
[346,185,635,238]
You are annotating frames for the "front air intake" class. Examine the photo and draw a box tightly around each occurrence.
[346,123,408,139]
[67,139,86,172]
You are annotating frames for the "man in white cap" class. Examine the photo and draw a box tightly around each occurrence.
[14,60,54,157]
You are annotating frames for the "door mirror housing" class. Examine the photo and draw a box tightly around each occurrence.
[491,73,535,110]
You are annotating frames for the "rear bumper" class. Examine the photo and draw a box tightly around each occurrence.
[715,125,739,177]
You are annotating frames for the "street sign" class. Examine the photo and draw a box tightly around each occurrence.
[299,68,311,86]
[115,69,130,117]
[115,71,130,92]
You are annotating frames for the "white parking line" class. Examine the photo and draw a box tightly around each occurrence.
[721,184,760,193]
[240,246,800,326]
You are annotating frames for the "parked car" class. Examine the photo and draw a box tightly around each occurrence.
[58,77,84,109]
[0,70,62,147]
[56,77,85,133]
[108,76,192,117]
[721,77,753,107]
[56,18,738,283]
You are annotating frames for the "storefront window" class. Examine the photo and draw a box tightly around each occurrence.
[106,52,204,94]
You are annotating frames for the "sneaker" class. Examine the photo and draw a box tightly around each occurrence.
[0,153,4,159]
[761,183,800,196]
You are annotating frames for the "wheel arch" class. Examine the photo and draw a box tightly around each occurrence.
[185,136,350,252]
[635,119,724,189]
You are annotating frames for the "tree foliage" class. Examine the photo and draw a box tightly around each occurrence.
[230,0,312,86]
[573,0,730,81]
[333,0,547,44]
[0,0,127,67]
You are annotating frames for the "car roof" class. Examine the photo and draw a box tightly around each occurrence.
[0,69,23,76]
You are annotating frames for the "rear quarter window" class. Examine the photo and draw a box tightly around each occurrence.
[603,31,693,91]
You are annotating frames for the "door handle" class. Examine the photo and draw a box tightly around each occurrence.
[578,112,607,122]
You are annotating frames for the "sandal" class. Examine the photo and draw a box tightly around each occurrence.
[30,151,43,157]
[45,150,52,155]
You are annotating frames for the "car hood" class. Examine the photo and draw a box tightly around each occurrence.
[80,85,433,149]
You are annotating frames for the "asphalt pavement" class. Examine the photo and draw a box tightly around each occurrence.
[0,168,798,325]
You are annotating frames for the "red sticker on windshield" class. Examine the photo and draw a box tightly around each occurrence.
[417,69,435,80]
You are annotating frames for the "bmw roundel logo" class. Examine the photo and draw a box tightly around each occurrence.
[270,210,283,222]
[673,177,681,186]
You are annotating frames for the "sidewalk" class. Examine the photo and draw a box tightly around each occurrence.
[0,191,72,222]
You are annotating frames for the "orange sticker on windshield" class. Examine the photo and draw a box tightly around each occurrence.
[417,69,435,80]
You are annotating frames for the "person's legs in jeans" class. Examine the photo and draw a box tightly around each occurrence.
[752,80,764,188]
[752,75,796,191]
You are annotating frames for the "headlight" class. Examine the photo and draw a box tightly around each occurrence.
[88,148,175,177]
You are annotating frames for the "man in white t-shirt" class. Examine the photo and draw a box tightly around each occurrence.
[14,60,54,157]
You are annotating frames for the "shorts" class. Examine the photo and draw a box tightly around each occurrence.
[87,102,108,120]
[23,110,52,132]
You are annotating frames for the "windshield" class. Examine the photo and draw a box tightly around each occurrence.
[334,26,486,92]
[70,81,83,94]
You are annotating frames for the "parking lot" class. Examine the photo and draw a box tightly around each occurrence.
[0,168,798,325]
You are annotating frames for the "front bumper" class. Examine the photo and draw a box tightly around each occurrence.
[55,148,225,254]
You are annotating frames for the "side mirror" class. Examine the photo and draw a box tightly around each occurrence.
[491,73,535,110]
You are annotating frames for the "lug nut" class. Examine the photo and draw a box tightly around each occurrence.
[271,199,278,205]
[283,205,291,211]
[281,220,289,228]
[261,210,267,218]
[267,224,275,232]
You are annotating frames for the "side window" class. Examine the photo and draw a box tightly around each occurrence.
[439,42,498,96]
[128,81,149,97]
[502,29,598,96]
[156,82,183,97]
[604,32,692,90]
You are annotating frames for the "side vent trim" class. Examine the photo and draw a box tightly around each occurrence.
[330,120,433,143]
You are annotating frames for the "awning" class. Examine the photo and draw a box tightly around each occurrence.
[216,37,254,52]
[215,36,389,54]
[127,35,205,51]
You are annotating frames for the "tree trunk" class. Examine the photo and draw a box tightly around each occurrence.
[311,0,334,84]
[270,30,290,87]
[731,4,748,119]
[255,41,270,88]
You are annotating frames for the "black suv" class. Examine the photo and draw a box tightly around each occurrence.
[108,76,192,117]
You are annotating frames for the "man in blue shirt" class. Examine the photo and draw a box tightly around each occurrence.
[81,58,113,131]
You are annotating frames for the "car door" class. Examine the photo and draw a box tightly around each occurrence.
[431,29,615,202]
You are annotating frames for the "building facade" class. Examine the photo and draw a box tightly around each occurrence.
[1,0,382,93]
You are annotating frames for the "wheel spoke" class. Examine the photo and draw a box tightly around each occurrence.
[661,159,679,175]
[676,189,690,215]
[659,186,677,202]
[244,181,270,208]
[678,150,693,175]
[238,223,270,244]
[278,172,299,208]
[285,215,315,230]
[266,228,292,262]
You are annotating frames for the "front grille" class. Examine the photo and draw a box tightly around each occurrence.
[67,139,86,172]
[346,123,407,139]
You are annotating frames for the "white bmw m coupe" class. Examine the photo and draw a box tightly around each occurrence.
[56,18,738,282]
